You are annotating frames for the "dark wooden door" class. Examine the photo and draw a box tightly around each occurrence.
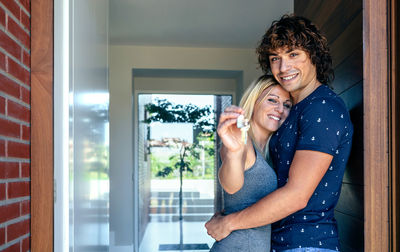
[390,0,400,250]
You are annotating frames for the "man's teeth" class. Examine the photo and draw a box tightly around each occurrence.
[281,74,297,80]
[269,115,280,121]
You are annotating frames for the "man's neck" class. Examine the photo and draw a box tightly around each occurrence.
[291,80,322,104]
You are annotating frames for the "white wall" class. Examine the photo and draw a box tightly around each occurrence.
[109,45,262,249]
[134,77,237,95]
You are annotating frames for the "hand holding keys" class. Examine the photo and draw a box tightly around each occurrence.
[236,115,250,144]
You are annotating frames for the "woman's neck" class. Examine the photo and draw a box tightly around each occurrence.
[250,126,272,152]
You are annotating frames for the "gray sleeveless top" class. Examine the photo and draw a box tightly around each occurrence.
[210,144,278,252]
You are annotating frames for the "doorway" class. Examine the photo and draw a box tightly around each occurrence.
[126,69,238,251]
[136,93,231,251]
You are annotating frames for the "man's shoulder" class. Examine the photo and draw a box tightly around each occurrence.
[310,85,341,101]
[298,90,352,128]
[302,89,348,115]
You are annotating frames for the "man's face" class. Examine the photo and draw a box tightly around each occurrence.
[268,47,318,98]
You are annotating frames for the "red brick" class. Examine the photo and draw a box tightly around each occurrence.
[7,141,29,159]
[0,96,5,114]
[7,17,29,49]
[0,7,5,26]
[0,140,5,157]
[21,236,29,252]
[0,74,20,99]
[20,9,29,30]
[0,118,20,138]
[0,227,4,246]
[0,30,22,59]
[4,243,20,252]
[0,202,20,223]
[0,183,5,200]
[7,100,30,122]
[21,124,29,141]
[7,181,29,199]
[0,0,20,20]
[6,57,30,86]
[20,200,29,215]
[18,0,30,14]
[20,162,29,177]
[0,51,5,71]
[3,242,20,252]
[20,85,30,104]
[21,49,30,68]
[0,162,19,179]
[7,219,29,242]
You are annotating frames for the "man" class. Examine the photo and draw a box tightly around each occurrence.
[205,15,353,252]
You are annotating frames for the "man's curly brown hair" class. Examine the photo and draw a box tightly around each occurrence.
[256,14,334,84]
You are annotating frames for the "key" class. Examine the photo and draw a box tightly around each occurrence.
[236,115,250,144]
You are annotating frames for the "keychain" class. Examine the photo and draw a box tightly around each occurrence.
[236,115,250,144]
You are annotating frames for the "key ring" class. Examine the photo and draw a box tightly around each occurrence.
[237,115,250,144]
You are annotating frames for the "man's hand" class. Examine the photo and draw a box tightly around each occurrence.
[205,212,232,241]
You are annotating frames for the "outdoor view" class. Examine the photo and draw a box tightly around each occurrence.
[138,94,231,251]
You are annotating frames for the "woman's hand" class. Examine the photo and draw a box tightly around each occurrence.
[217,106,246,153]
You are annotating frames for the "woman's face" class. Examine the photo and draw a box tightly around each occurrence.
[252,85,292,134]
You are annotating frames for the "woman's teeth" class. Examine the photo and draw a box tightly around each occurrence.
[269,115,280,121]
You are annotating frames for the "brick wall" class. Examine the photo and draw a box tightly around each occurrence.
[0,0,31,251]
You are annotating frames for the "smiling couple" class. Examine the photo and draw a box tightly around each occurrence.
[205,14,353,252]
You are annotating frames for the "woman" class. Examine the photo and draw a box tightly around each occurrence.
[209,75,292,252]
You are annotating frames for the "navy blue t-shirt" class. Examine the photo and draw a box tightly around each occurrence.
[269,85,353,251]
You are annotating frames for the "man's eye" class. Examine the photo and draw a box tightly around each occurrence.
[270,57,279,62]
[290,53,298,57]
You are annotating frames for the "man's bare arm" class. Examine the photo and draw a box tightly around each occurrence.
[205,150,333,241]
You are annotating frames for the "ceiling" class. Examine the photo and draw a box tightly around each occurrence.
[109,0,293,48]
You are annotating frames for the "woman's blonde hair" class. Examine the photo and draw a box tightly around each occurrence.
[239,75,279,119]
[239,75,280,153]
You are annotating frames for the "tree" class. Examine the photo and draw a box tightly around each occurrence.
[144,98,215,249]
[144,97,215,179]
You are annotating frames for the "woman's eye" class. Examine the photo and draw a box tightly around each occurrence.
[290,52,298,57]
[268,98,278,103]
[270,57,279,62]
[284,103,292,109]
[283,103,292,109]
